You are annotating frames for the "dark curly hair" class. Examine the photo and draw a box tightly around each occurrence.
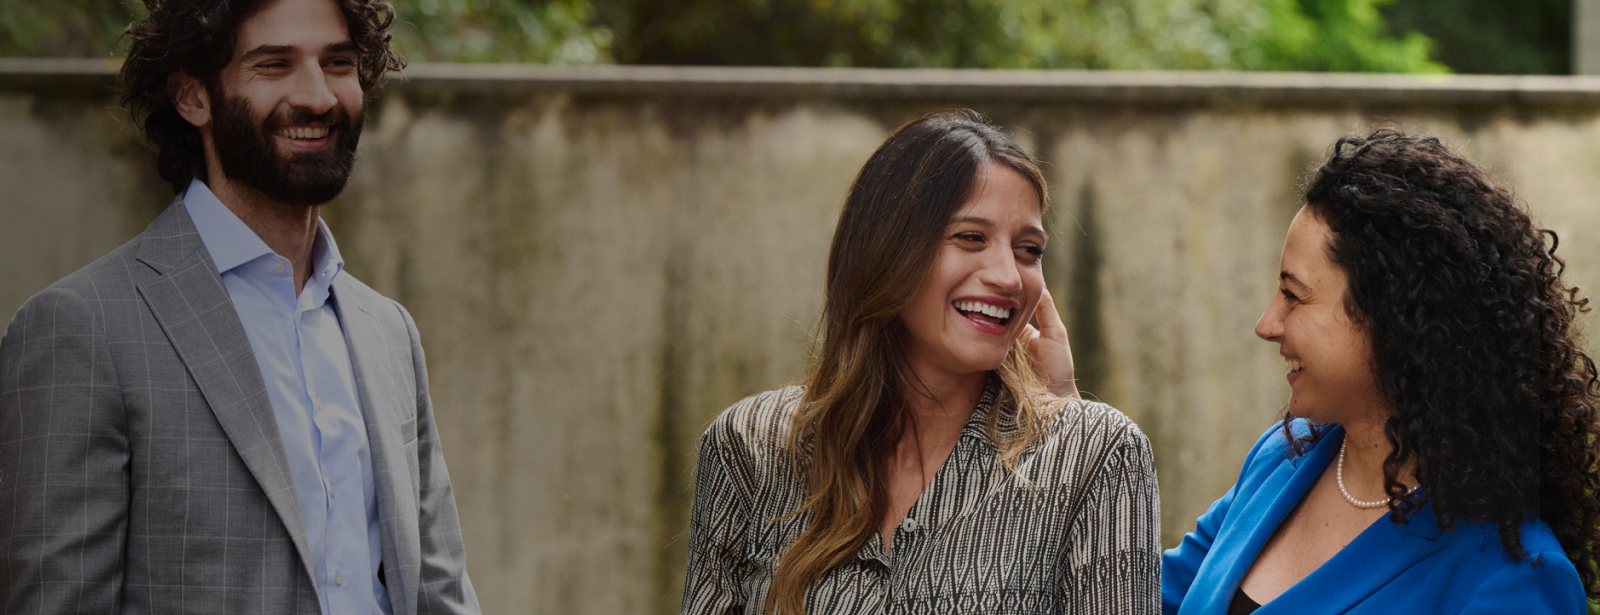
[1289,129,1600,596]
[120,0,405,192]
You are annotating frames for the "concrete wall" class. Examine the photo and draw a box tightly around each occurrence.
[4,59,1600,614]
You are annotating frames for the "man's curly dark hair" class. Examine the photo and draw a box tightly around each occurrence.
[120,0,405,193]
[1289,129,1600,596]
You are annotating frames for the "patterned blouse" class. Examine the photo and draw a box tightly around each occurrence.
[680,382,1161,615]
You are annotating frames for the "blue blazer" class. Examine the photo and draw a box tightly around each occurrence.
[1162,421,1586,615]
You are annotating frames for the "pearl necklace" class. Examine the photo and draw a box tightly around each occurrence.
[1336,439,1415,509]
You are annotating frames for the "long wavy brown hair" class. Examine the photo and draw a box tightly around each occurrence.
[765,110,1058,615]
[1290,130,1600,596]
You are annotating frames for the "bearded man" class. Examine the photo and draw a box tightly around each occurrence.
[0,0,480,613]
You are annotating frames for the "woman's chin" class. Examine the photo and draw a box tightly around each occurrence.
[1285,396,1329,423]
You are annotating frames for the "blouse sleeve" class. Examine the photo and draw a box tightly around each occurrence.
[1060,419,1162,615]
[681,429,753,615]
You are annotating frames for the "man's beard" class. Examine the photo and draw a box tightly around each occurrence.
[210,89,364,208]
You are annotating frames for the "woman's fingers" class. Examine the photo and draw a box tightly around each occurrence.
[1034,287,1069,343]
[1025,288,1079,399]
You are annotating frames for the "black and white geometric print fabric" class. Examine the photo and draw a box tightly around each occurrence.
[681,382,1161,615]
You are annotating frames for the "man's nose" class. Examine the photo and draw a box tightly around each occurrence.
[284,60,339,116]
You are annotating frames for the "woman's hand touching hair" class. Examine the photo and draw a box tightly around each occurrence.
[1022,287,1078,399]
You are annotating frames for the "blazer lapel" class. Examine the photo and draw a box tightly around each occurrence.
[1258,500,1445,614]
[133,201,318,585]
[1181,429,1339,614]
[331,279,418,615]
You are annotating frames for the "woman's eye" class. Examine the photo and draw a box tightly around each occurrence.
[954,232,984,244]
[1017,245,1045,261]
[1279,288,1298,302]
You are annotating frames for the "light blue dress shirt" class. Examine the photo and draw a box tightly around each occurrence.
[186,179,393,615]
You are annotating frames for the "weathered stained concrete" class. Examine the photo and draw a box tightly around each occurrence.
[3,60,1599,614]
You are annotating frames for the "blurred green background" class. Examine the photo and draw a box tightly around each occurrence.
[0,0,1576,74]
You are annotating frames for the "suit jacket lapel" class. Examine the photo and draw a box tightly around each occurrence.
[132,201,318,585]
[1184,455,1307,611]
[1258,498,1445,613]
[331,279,418,615]
[1204,426,1446,614]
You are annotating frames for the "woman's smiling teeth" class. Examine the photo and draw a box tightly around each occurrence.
[276,126,329,140]
[1286,358,1303,373]
[954,300,1011,325]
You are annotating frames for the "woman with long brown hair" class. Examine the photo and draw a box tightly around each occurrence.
[680,110,1161,614]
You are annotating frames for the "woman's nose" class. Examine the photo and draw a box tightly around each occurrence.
[1255,297,1284,341]
[978,247,1023,292]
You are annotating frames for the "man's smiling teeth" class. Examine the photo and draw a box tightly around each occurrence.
[954,300,1011,320]
[276,126,329,139]
[1287,359,1303,373]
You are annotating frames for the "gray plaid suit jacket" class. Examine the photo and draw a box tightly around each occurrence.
[0,198,481,615]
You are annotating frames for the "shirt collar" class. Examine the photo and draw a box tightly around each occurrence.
[959,375,1005,447]
[183,178,345,283]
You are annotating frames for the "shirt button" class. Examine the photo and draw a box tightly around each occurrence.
[334,572,344,586]
[273,262,285,274]
[900,517,919,532]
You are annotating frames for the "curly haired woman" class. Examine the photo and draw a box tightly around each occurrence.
[1162,130,1600,614]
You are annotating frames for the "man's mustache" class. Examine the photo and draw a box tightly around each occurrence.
[265,106,350,130]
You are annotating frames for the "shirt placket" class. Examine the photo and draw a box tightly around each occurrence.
[299,289,358,606]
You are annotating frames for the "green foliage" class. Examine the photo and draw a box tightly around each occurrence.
[596,0,1445,72]
[1242,0,1443,72]
[0,0,146,57]
[1,0,1445,73]
[392,0,610,63]
[1384,0,1570,74]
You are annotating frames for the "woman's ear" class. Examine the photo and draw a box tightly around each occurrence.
[169,72,211,128]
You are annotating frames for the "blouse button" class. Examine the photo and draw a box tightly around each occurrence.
[900,516,919,532]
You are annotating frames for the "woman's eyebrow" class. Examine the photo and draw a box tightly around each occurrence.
[948,215,993,226]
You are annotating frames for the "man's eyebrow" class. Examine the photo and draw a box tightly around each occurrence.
[239,42,357,64]
[239,45,295,63]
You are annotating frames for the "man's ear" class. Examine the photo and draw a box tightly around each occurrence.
[169,72,211,128]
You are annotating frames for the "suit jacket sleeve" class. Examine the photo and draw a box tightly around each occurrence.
[1160,480,1234,615]
[0,288,130,614]
[1161,424,1283,615]
[397,302,482,615]
[1457,551,1586,615]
